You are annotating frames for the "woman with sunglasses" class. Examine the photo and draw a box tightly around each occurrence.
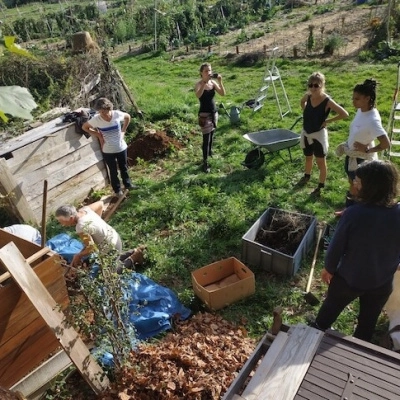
[297,72,349,196]
[311,160,400,342]
[335,79,390,216]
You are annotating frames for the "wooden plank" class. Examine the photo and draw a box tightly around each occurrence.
[222,333,271,400]
[103,189,128,221]
[10,350,72,399]
[0,247,53,284]
[7,127,92,174]
[0,118,73,157]
[20,146,103,201]
[0,322,60,387]
[28,163,108,223]
[0,257,69,388]
[0,242,109,394]
[243,324,324,400]
[242,331,289,397]
[0,158,37,223]
[295,380,339,400]
[317,341,400,384]
[0,271,68,341]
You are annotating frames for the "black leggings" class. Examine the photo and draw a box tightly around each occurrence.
[202,130,214,161]
[315,274,393,342]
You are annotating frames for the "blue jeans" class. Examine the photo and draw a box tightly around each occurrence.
[102,149,131,193]
[315,274,393,342]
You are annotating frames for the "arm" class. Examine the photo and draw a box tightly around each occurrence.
[71,232,96,267]
[300,94,308,111]
[354,132,390,153]
[87,200,105,217]
[121,112,131,135]
[82,121,104,148]
[213,75,226,96]
[195,80,207,99]
[324,99,349,125]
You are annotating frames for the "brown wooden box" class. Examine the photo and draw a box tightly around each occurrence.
[0,229,69,388]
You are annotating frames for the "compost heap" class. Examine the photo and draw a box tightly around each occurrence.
[127,129,183,166]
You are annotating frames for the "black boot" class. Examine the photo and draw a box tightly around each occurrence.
[202,160,210,173]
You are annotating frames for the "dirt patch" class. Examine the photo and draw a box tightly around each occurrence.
[255,209,313,255]
[127,129,183,166]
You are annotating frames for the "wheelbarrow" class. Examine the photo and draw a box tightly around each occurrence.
[242,116,302,169]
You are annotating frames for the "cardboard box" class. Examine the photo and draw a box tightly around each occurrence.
[242,207,316,277]
[191,257,255,310]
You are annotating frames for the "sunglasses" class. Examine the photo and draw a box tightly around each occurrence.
[308,83,320,88]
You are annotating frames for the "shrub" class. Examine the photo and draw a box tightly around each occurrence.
[323,34,344,55]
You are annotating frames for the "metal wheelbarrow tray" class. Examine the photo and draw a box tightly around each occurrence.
[242,117,302,169]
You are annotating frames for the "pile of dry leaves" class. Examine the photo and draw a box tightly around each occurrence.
[110,312,257,400]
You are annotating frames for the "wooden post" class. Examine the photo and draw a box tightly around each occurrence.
[208,45,211,53]
[236,45,239,54]
[114,69,143,117]
[41,180,48,248]
[0,242,110,395]
[0,158,37,224]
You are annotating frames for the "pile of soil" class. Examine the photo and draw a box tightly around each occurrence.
[127,129,183,166]
[255,209,312,255]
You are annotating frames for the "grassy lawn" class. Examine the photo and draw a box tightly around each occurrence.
[42,52,399,344]
[87,52,398,342]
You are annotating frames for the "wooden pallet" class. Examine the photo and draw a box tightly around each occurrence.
[223,324,324,400]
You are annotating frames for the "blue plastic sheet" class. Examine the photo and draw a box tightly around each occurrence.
[47,234,191,339]
[46,233,84,263]
[122,272,191,339]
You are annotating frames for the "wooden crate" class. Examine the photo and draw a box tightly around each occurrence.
[0,230,69,388]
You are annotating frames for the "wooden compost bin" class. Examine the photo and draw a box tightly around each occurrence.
[0,229,69,388]
[0,115,108,224]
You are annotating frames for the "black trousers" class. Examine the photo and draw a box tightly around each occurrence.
[315,274,393,342]
[202,130,214,161]
[102,149,131,193]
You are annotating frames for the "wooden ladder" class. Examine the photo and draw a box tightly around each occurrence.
[387,62,400,159]
[252,47,291,119]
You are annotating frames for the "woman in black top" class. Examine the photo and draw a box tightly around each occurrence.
[195,63,226,173]
[298,71,348,195]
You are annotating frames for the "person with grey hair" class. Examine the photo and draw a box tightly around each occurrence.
[55,201,122,268]
[82,97,137,197]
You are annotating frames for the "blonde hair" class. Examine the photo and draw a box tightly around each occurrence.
[308,71,326,90]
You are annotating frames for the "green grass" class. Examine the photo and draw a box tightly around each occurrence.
[46,53,399,343]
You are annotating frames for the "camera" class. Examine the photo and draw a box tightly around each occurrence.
[212,73,219,78]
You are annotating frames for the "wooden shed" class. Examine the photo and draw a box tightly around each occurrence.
[0,115,108,225]
[224,323,400,399]
[0,229,69,389]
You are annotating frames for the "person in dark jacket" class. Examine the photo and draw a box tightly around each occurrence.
[298,71,348,196]
[312,160,400,342]
[195,63,226,173]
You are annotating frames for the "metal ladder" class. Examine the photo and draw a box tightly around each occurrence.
[387,62,400,159]
[252,47,291,118]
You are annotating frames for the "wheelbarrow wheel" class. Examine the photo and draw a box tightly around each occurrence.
[242,149,265,169]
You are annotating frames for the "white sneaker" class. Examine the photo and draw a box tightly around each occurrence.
[116,190,124,197]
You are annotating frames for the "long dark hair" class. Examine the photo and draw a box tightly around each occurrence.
[356,160,399,206]
[353,79,377,109]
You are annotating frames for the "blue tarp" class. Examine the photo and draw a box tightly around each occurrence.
[47,233,191,339]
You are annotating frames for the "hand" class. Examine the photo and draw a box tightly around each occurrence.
[321,268,333,285]
[353,141,368,152]
[71,254,81,268]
